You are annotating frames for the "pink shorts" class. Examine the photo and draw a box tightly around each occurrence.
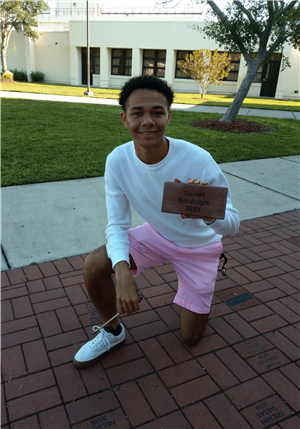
[128,223,223,314]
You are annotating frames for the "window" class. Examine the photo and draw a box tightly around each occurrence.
[111,49,132,76]
[82,48,100,74]
[253,64,263,83]
[175,51,193,78]
[142,50,166,77]
[223,53,241,82]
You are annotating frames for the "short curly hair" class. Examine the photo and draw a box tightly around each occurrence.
[119,75,174,112]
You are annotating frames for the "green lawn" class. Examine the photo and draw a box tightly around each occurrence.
[2,98,299,187]
[2,81,300,111]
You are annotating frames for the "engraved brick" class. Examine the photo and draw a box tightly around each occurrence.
[233,337,274,359]
[161,182,227,218]
[226,377,275,410]
[72,409,130,429]
[241,395,293,429]
[262,370,300,411]
[247,349,290,374]
[204,393,252,429]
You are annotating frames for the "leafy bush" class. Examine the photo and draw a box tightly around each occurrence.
[30,71,45,82]
[1,70,14,81]
[10,68,28,82]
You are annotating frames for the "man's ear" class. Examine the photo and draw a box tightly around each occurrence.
[167,109,172,125]
[120,111,128,128]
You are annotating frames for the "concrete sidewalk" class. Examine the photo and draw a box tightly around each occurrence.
[1,156,299,270]
[1,90,300,120]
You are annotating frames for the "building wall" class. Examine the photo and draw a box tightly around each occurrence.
[6,17,300,100]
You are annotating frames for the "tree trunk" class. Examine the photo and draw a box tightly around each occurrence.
[220,58,264,123]
[1,31,9,73]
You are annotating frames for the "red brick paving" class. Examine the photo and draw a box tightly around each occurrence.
[1,210,299,428]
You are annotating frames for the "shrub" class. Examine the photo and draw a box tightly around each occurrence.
[10,68,28,82]
[1,70,14,81]
[30,71,45,82]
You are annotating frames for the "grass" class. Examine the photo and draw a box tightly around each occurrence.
[1,81,300,111]
[2,98,299,187]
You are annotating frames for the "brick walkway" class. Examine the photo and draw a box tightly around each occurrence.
[1,210,299,429]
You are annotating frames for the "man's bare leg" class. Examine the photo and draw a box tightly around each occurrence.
[180,307,209,345]
[83,245,137,328]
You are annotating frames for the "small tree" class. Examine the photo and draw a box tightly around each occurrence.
[157,0,300,122]
[178,49,233,98]
[1,1,49,74]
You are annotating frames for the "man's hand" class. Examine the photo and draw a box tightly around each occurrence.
[114,261,140,315]
[174,178,215,222]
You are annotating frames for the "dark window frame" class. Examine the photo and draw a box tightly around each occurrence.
[142,50,166,77]
[220,52,241,82]
[111,48,132,76]
[175,50,193,79]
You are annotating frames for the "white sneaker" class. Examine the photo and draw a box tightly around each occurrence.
[73,323,125,369]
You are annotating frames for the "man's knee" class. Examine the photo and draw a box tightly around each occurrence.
[84,246,113,283]
[181,326,206,345]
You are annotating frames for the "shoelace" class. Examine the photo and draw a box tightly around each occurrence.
[90,328,110,352]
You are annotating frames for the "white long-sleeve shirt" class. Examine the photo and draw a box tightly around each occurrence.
[105,137,240,268]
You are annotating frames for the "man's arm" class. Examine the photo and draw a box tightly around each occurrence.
[114,261,140,315]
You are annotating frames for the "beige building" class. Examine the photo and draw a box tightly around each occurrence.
[6,1,300,100]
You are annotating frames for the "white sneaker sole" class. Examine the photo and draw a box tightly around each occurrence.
[73,337,126,369]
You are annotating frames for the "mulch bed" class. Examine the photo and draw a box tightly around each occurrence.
[190,119,273,134]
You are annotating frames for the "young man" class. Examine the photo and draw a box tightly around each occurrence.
[73,75,240,369]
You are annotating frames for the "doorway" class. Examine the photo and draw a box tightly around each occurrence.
[260,56,281,98]
[81,48,100,85]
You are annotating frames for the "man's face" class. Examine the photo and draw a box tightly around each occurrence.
[120,89,172,156]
